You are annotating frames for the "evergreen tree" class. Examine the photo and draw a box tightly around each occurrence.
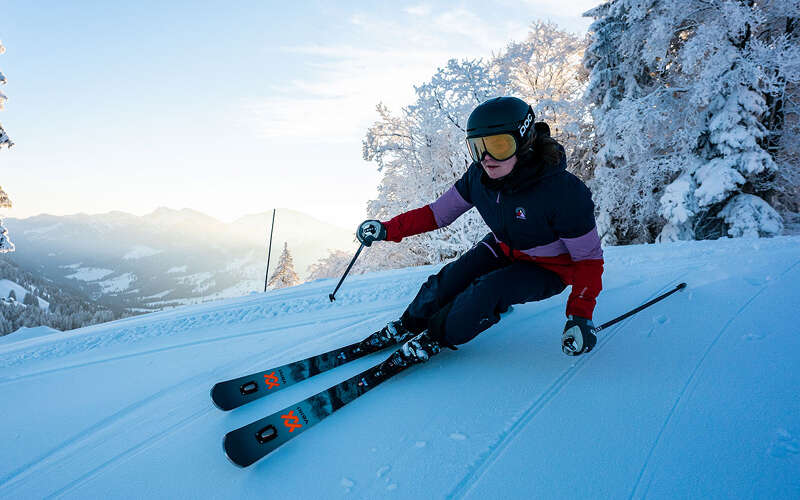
[583,0,800,244]
[0,258,121,335]
[8,289,15,301]
[23,292,39,308]
[267,242,300,289]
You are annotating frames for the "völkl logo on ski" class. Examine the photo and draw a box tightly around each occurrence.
[263,372,280,389]
[281,410,302,432]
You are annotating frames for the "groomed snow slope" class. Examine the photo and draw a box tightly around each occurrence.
[0,236,798,499]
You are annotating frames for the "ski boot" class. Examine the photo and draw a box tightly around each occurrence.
[360,320,413,352]
[399,331,441,364]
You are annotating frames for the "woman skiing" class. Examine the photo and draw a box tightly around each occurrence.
[356,97,603,360]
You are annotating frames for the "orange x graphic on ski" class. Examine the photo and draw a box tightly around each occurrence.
[281,410,302,432]
[264,372,280,389]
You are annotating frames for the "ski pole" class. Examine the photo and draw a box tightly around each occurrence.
[593,282,687,334]
[329,243,365,302]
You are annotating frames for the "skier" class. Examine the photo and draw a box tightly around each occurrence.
[357,96,604,360]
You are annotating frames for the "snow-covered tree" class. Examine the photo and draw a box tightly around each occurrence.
[0,259,120,336]
[267,242,300,289]
[362,59,500,268]
[0,185,12,253]
[492,21,592,172]
[306,249,367,282]
[762,5,800,230]
[1,39,14,253]
[306,250,348,281]
[584,0,800,244]
[0,39,10,150]
[773,76,800,231]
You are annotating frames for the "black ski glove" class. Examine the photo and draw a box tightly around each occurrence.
[561,316,597,356]
[356,220,387,247]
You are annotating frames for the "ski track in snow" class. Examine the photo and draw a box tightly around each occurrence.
[350,274,697,498]
[0,305,400,386]
[0,276,421,370]
[2,236,799,498]
[0,313,387,498]
[769,430,800,458]
[448,275,693,500]
[630,257,800,499]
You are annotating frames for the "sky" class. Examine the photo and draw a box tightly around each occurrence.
[0,0,598,230]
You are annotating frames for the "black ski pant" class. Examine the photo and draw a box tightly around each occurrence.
[400,233,567,346]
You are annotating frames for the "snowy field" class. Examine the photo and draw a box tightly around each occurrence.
[0,236,798,499]
[0,279,49,309]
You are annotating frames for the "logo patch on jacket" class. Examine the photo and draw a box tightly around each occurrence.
[515,207,527,220]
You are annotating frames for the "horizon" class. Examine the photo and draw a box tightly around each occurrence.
[0,1,598,230]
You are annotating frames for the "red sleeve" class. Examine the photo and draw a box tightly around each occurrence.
[565,259,603,319]
[382,205,438,242]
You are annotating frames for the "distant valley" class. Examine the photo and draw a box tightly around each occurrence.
[2,208,355,314]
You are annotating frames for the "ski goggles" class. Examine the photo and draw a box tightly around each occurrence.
[465,133,519,162]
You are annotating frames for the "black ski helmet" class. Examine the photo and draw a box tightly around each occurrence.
[466,97,535,142]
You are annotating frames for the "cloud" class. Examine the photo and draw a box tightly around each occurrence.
[349,13,367,25]
[246,42,458,143]
[244,3,590,146]
[404,4,431,16]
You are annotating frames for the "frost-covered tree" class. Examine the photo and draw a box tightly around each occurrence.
[492,21,592,173]
[584,0,800,244]
[1,39,14,253]
[761,6,800,230]
[306,249,368,281]
[267,242,300,289]
[362,59,500,268]
[0,186,12,253]
[773,76,800,231]
[584,0,700,244]
[306,250,348,281]
[0,39,10,150]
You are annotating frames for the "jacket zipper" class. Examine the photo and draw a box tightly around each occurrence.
[496,190,511,260]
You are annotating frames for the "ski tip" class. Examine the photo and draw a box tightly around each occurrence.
[222,434,249,468]
[210,384,233,411]
[677,282,687,290]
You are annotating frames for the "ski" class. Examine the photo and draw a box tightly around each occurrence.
[210,328,404,411]
[223,334,434,467]
[221,282,688,466]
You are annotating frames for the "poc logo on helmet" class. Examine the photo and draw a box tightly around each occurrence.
[519,112,533,138]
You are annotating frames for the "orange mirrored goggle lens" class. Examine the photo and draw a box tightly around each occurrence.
[465,134,517,162]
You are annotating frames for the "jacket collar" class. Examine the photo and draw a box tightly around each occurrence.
[479,136,567,194]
